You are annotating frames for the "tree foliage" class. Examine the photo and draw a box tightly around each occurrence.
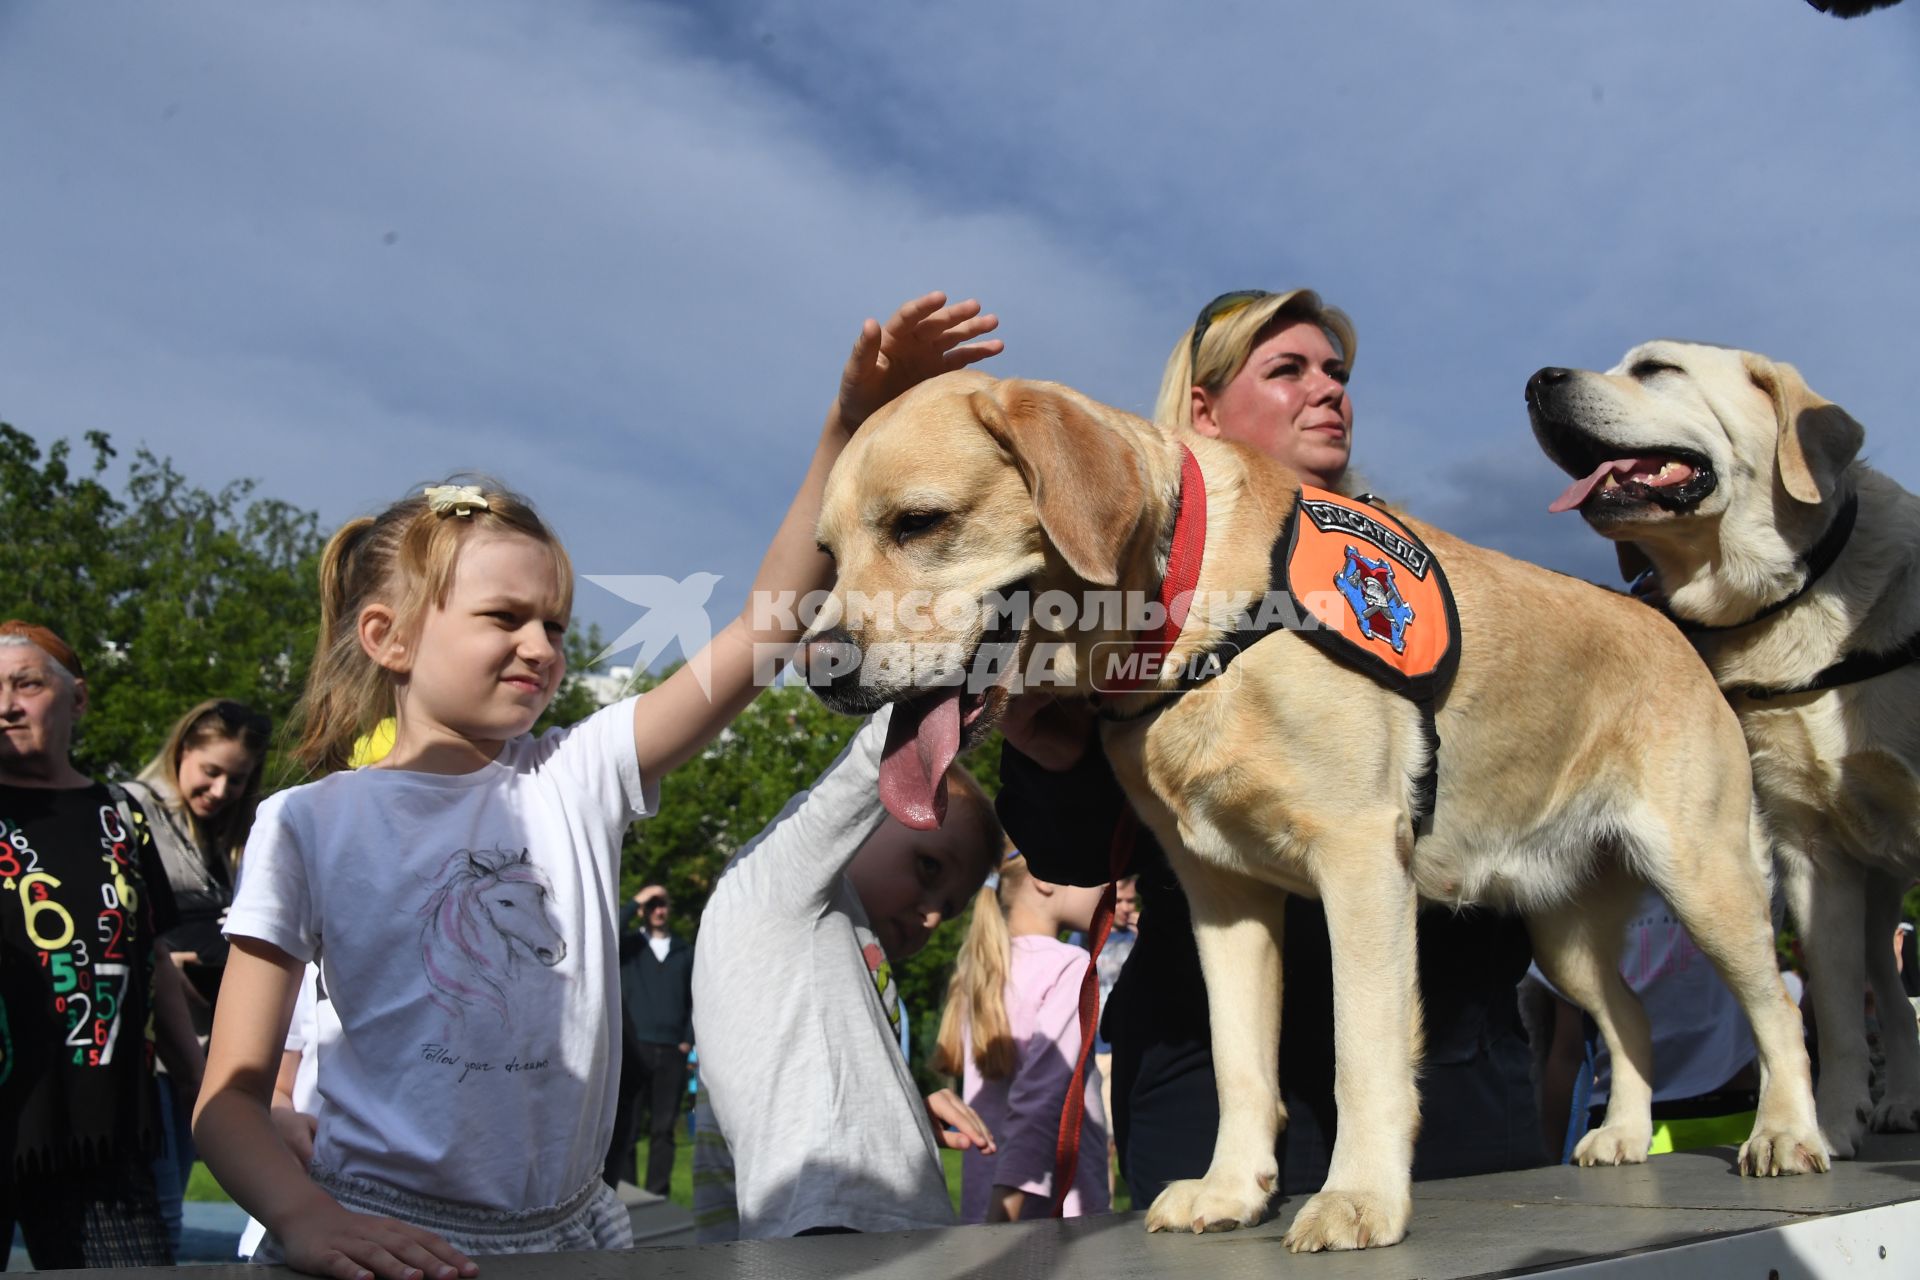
[1,423,323,777]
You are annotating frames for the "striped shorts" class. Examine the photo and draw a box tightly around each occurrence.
[251,1163,632,1262]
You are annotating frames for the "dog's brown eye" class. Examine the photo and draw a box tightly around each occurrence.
[1630,360,1680,380]
[893,511,948,544]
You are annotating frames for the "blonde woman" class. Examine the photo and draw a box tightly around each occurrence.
[122,698,270,1253]
[127,699,272,1020]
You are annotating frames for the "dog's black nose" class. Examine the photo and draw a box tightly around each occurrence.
[798,626,882,711]
[1527,367,1572,401]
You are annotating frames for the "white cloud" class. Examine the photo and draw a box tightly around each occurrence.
[2,0,1913,649]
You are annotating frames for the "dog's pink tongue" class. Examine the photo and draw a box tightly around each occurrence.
[880,690,962,831]
[1548,458,1652,513]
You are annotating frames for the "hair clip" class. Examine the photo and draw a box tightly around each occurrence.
[423,484,490,518]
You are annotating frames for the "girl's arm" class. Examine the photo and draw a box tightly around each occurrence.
[151,942,206,1101]
[196,939,477,1280]
[270,1048,318,1165]
[631,293,1001,782]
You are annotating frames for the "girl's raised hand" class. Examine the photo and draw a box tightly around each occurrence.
[837,292,1003,431]
[279,1203,478,1280]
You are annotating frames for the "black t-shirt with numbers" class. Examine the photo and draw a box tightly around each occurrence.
[0,782,178,1177]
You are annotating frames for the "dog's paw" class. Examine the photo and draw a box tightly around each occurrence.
[1144,1170,1275,1235]
[1282,1189,1410,1253]
[1870,1093,1920,1134]
[1572,1125,1651,1167]
[1739,1124,1830,1176]
[1817,1095,1870,1160]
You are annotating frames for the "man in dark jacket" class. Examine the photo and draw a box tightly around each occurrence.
[604,885,695,1194]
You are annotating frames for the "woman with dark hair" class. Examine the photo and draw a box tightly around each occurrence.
[999,288,1544,1213]
[122,697,270,1253]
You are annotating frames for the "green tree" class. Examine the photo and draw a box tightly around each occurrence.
[1,424,323,777]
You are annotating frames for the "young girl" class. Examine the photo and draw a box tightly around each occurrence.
[194,293,1001,1280]
[932,850,1110,1222]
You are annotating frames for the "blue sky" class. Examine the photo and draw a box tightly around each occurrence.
[3,0,1915,657]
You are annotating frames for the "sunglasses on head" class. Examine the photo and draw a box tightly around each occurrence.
[205,701,272,737]
[1187,289,1273,374]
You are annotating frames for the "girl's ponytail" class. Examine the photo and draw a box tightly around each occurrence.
[932,857,1023,1080]
[291,516,383,775]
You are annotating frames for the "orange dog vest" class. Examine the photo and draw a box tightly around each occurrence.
[1186,486,1459,826]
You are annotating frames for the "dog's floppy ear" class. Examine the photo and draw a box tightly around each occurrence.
[1745,354,1865,506]
[968,383,1144,586]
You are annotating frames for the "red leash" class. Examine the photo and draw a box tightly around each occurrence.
[1049,444,1206,1215]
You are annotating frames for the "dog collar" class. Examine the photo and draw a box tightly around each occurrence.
[1728,631,1920,702]
[1098,444,1207,699]
[1672,493,1858,635]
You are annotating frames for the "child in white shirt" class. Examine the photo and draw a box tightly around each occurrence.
[693,711,1003,1238]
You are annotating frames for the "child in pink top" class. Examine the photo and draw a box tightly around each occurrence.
[933,851,1111,1222]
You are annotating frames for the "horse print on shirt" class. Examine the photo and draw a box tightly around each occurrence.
[417,845,567,1027]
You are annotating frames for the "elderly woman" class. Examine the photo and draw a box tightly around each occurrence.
[1000,289,1543,1209]
[122,697,269,1254]
[0,620,204,1268]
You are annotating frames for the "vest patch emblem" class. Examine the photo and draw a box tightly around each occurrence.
[1282,486,1458,694]
[1336,547,1415,654]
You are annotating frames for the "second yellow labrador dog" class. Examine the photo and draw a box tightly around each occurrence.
[1529,341,1920,1157]
[804,370,1828,1249]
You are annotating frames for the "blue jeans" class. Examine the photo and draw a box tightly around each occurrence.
[149,1073,196,1254]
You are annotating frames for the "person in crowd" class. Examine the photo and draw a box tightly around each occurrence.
[998,288,1544,1206]
[604,884,694,1193]
[1533,888,1758,1160]
[933,849,1109,1222]
[0,620,206,1269]
[1897,920,1919,1001]
[1091,874,1138,1182]
[122,696,271,1252]
[194,293,1002,1278]
[693,729,1003,1238]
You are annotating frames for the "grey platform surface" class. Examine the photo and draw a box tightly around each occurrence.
[51,1134,1920,1278]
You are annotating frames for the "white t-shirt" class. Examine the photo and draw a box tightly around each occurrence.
[693,708,956,1238]
[226,698,654,1211]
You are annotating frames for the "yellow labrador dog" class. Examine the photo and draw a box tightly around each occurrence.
[805,370,1826,1252]
[1529,341,1920,1157]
